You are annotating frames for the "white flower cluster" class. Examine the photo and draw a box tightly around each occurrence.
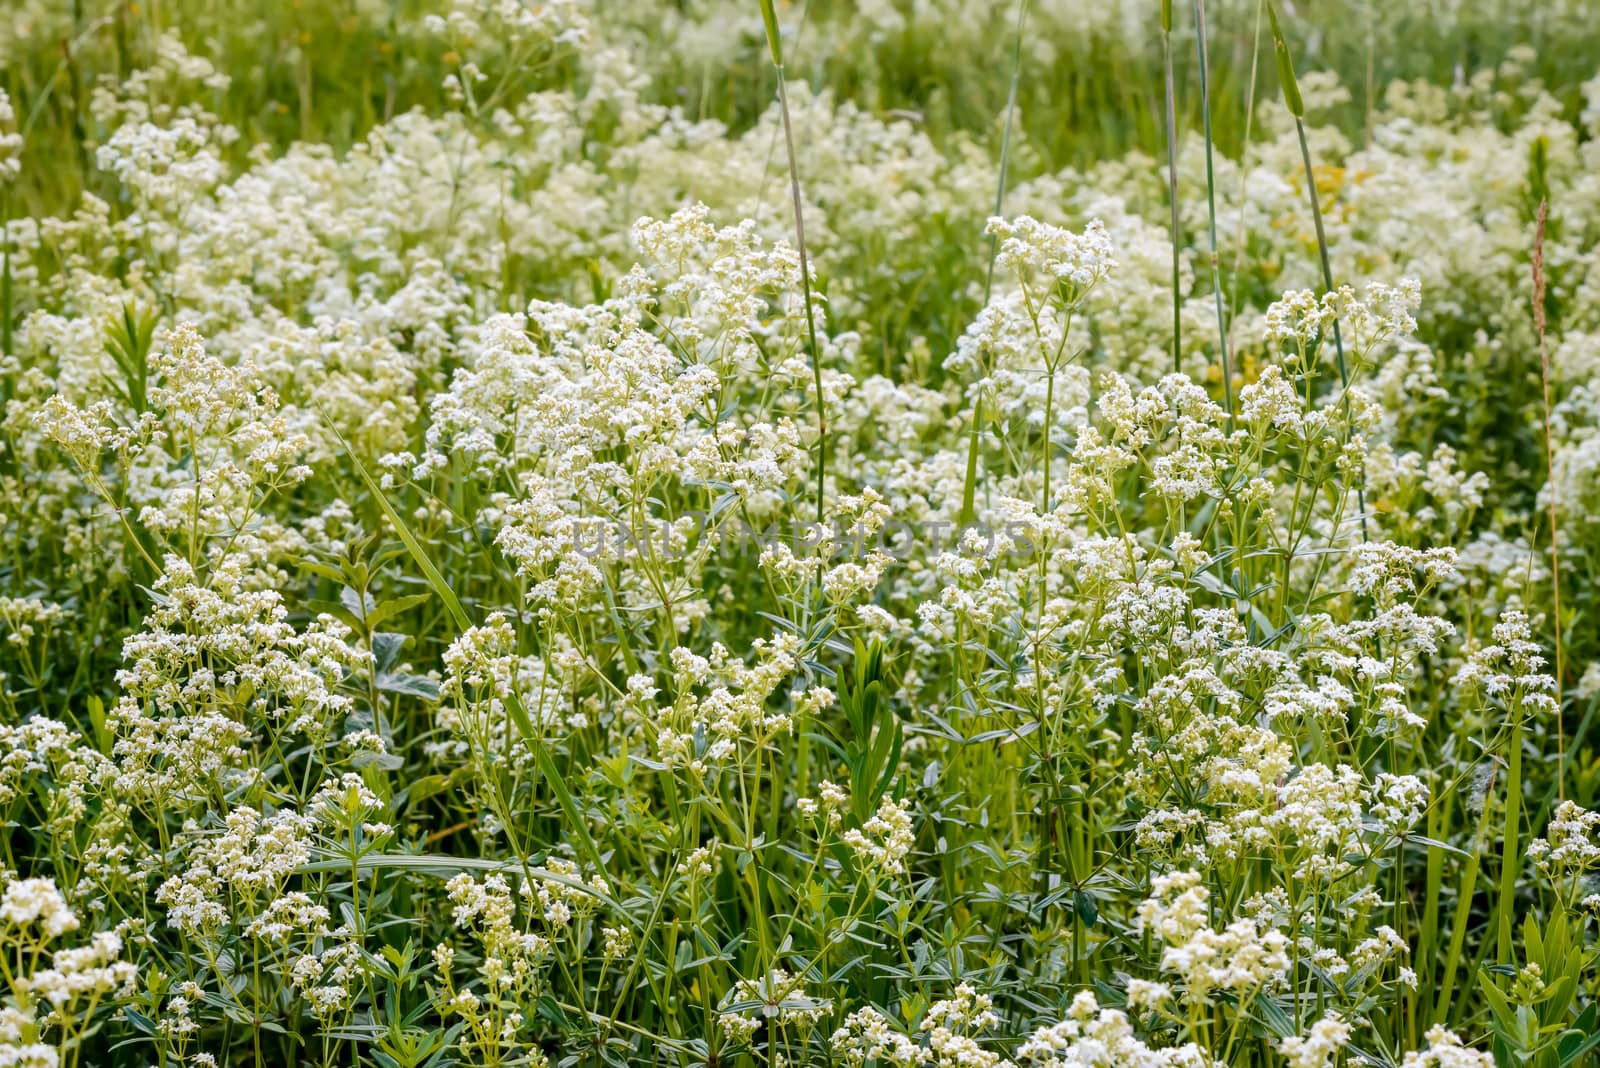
[0,874,136,1068]
[1016,991,1217,1066]
[1135,871,1290,999]
[1277,1013,1350,1068]
[987,216,1116,301]
[841,795,918,876]
[719,968,831,1041]
[154,805,319,936]
[1528,800,1600,880]
[832,986,1219,1068]
[0,1,1586,1065]
[1401,1027,1496,1068]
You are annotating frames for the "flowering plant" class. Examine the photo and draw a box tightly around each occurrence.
[0,2,1597,1066]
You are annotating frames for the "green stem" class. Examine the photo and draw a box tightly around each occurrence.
[1161,8,1181,375]
[960,0,1028,525]
[1433,769,1492,1023]
[1494,698,1525,965]
[1192,0,1233,417]
[1269,0,1368,544]
[758,8,827,527]
[1293,116,1368,544]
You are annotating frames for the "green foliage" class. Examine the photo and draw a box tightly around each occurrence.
[0,1,1598,1067]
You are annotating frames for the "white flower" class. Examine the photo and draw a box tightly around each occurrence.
[0,878,79,940]
[1401,1026,1495,1068]
[987,216,1116,299]
[841,796,916,875]
[1279,1013,1350,1068]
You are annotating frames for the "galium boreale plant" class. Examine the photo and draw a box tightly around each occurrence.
[0,2,1597,1067]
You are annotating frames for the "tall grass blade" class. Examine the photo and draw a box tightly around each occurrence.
[334,424,470,632]
[1533,197,1565,800]
[1191,0,1233,417]
[758,0,828,526]
[1268,0,1369,545]
[1162,0,1182,375]
[1228,1,1266,336]
[1433,768,1496,1024]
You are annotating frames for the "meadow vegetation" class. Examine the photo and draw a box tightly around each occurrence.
[3,1,1600,1066]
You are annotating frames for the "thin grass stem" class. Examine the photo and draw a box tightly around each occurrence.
[960,0,1029,526]
[1532,198,1565,800]
[1270,0,1370,545]
[759,0,827,526]
[1162,0,1182,375]
[1192,0,1233,418]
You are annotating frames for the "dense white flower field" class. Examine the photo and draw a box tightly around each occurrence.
[3,0,1600,1065]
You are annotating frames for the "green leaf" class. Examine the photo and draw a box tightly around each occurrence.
[1476,969,1518,1034]
[1073,889,1098,930]
[1405,834,1471,858]
[328,420,470,632]
[1266,1,1305,118]
[350,750,404,771]
[507,690,608,877]
[1251,995,1297,1040]
[308,598,364,631]
[372,631,408,673]
[757,0,784,66]
[1559,1004,1600,1066]
[375,672,441,700]
[87,695,112,755]
[535,995,569,1028]
[341,585,377,620]
[121,1007,158,1036]
[1560,1030,1600,1067]
[298,560,350,585]
[367,591,434,629]
[400,773,454,807]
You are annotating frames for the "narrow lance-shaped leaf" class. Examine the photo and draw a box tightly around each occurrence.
[1266,0,1304,118]
[757,0,783,67]
[326,414,607,875]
